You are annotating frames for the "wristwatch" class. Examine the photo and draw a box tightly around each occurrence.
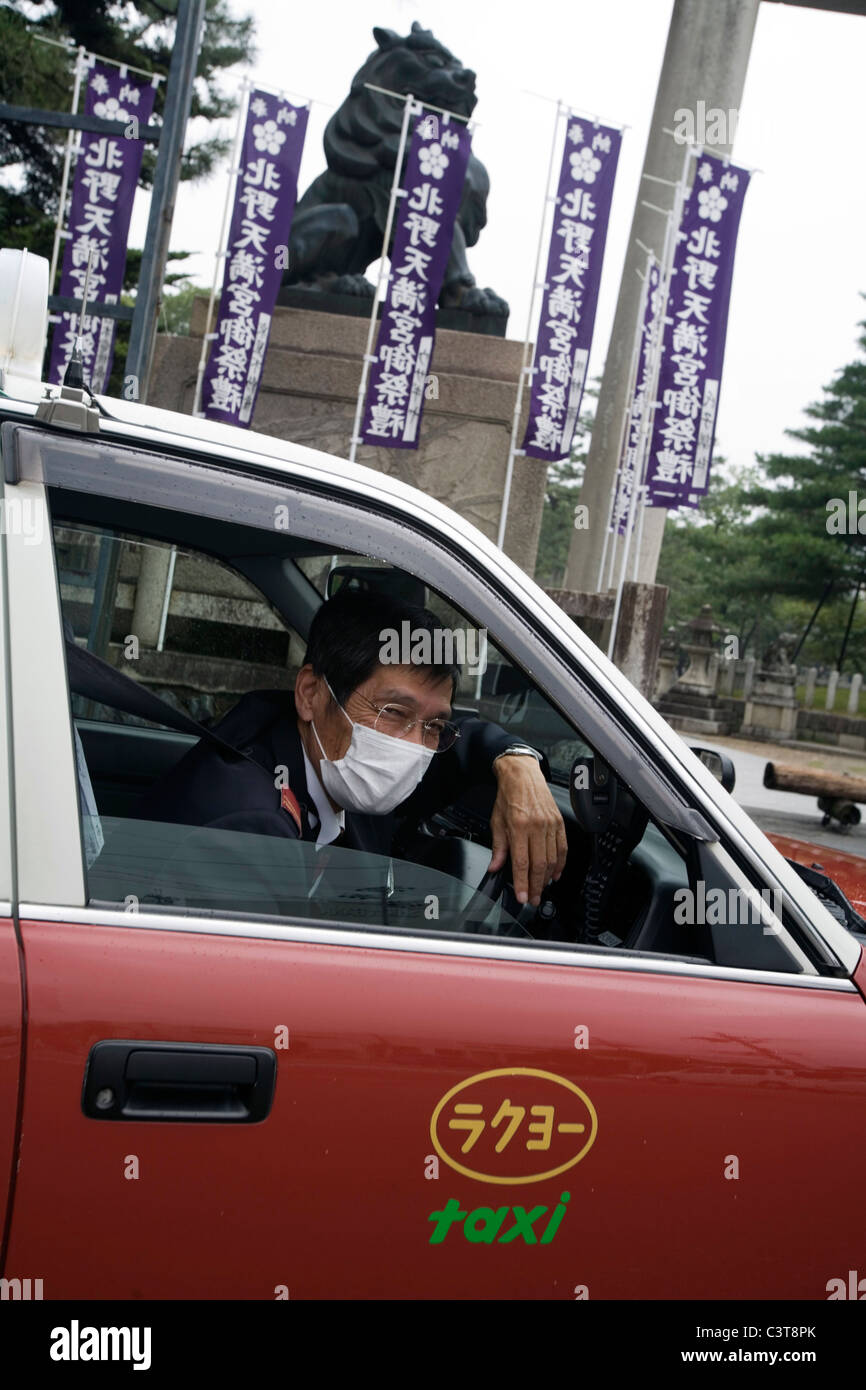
[494,744,542,765]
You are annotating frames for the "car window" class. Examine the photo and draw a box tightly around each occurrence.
[88,816,528,939]
[33,431,808,974]
[50,505,707,960]
[55,522,305,726]
[295,550,592,779]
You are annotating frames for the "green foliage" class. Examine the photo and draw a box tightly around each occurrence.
[0,0,255,255]
[745,312,866,600]
[657,462,763,650]
[533,383,596,587]
[657,308,866,671]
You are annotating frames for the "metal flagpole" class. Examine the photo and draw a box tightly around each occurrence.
[126,0,207,402]
[497,100,564,551]
[596,255,653,591]
[632,484,648,580]
[608,142,693,659]
[32,31,162,82]
[348,89,418,464]
[193,78,251,417]
[605,256,654,654]
[48,45,88,297]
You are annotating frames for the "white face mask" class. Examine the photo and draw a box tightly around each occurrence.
[310,680,435,814]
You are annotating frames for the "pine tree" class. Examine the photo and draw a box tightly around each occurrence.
[746,310,866,602]
[0,0,256,260]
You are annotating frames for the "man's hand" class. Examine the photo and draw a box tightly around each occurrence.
[488,754,567,906]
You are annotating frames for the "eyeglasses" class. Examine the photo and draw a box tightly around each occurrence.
[354,692,461,753]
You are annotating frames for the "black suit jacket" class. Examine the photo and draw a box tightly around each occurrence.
[138,690,524,856]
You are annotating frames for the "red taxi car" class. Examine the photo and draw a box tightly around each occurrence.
[1,266,865,1302]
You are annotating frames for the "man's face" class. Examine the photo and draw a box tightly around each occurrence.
[295,662,453,781]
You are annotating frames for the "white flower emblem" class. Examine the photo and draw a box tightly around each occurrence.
[570,146,602,184]
[418,142,449,179]
[697,185,728,222]
[567,122,585,145]
[253,120,285,155]
[250,97,268,118]
[93,96,129,123]
[697,160,714,183]
[90,73,109,96]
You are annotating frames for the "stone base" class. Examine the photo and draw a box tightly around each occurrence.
[149,298,544,573]
[662,713,734,737]
[742,696,798,741]
[656,684,736,736]
[276,286,509,338]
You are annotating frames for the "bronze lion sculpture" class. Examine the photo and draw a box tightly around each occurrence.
[282,22,508,323]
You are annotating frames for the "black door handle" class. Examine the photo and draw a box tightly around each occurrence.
[82,1040,276,1122]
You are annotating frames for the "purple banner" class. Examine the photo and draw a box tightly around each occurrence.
[522,118,622,461]
[645,153,751,509]
[360,111,472,447]
[48,60,157,392]
[611,257,662,536]
[201,90,309,426]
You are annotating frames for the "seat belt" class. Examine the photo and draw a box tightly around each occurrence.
[66,639,309,838]
[65,638,264,770]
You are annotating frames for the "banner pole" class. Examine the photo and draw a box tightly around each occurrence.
[628,139,694,533]
[49,46,88,297]
[632,484,648,581]
[348,90,417,464]
[597,256,651,592]
[608,142,692,658]
[606,256,654,655]
[193,78,250,417]
[496,100,564,552]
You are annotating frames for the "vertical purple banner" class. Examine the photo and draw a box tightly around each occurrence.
[360,112,472,447]
[201,91,309,427]
[48,61,157,392]
[645,153,751,509]
[522,118,622,461]
[611,258,662,536]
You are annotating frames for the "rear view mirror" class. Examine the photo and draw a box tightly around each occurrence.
[691,747,736,793]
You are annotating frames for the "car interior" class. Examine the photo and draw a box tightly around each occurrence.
[48,486,745,964]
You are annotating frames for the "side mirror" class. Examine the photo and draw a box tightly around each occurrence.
[691,747,736,793]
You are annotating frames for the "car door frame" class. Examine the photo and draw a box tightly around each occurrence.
[0,412,860,987]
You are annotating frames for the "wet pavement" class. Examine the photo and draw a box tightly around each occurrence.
[697,737,866,860]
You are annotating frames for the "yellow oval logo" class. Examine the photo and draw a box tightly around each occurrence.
[430,1067,598,1185]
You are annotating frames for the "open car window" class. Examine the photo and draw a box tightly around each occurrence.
[29,423,820,976]
[295,551,593,781]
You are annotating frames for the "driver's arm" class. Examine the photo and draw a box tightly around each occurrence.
[397,714,567,906]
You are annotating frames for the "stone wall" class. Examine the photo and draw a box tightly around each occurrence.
[149,298,546,575]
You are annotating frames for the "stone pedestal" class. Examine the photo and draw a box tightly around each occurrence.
[741,633,800,741]
[149,299,545,574]
[742,666,799,741]
[655,605,735,735]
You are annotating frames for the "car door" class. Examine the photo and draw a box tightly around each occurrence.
[2,416,865,1300]
[0,495,22,1288]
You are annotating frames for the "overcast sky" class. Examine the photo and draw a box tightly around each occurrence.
[133,0,866,476]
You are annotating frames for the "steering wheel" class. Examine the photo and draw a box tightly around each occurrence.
[476,856,509,902]
[461,853,537,937]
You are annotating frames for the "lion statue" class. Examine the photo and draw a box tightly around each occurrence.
[282,22,508,323]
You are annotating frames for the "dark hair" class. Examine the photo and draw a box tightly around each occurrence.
[303,591,460,705]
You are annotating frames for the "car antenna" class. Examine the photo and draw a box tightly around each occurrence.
[35,244,101,432]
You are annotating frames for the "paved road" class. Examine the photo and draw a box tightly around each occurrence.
[701,739,866,860]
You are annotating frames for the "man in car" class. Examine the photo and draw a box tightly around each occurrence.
[140,589,567,906]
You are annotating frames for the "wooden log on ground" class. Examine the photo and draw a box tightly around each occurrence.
[763,761,866,802]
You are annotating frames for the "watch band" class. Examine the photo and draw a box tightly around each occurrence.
[494,745,542,763]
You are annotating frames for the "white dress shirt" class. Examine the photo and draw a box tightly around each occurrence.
[301,743,346,847]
